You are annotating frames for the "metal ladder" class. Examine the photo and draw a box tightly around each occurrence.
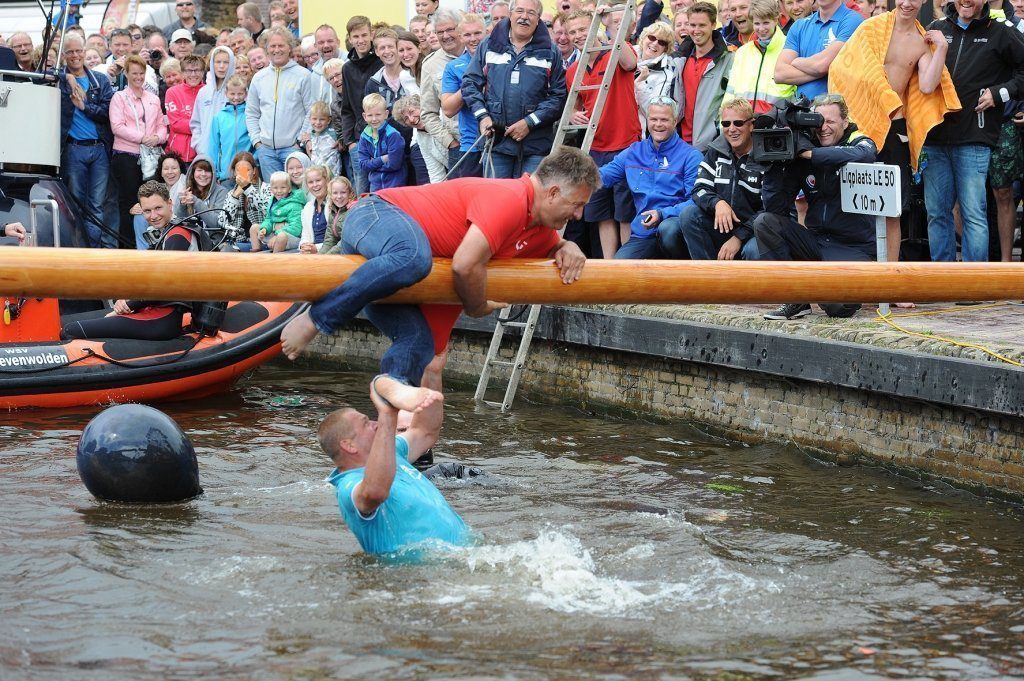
[474,0,637,412]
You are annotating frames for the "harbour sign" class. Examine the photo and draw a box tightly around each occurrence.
[839,163,902,218]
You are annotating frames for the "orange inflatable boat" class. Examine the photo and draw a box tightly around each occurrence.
[0,297,304,410]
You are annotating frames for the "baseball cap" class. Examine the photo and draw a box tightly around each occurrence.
[170,28,194,44]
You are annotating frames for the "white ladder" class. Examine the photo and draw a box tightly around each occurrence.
[474,0,637,412]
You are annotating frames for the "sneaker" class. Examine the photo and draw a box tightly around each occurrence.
[764,303,812,320]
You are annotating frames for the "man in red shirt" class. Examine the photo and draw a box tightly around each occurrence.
[564,8,641,259]
[280,146,600,398]
[674,3,734,151]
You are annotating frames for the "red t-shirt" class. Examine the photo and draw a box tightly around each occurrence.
[376,176,560,259]
[679,54,712,144]
[565,46,641,152]
[377,176,562,354]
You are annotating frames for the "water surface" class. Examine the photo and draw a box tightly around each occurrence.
[2,367,1023,678]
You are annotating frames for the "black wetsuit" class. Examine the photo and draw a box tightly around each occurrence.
[61,226,194,341]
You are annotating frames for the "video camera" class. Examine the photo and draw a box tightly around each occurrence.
[751,96,823,164]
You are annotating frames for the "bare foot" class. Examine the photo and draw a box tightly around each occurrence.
[280,311,318,360]
[893,302,917,309]
[372,374,443,413]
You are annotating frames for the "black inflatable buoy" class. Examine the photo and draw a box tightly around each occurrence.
[76,404,203,502]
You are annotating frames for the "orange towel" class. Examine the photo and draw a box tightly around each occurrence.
[829,10,961,171]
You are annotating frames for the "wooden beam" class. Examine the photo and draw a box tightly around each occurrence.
[2,248,1023,304]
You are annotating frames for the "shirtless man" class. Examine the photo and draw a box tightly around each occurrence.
[880,0,948,264]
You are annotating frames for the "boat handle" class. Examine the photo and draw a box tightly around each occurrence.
[29,199,60,248]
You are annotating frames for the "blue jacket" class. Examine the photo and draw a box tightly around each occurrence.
[208,102,251,181]
[357,121,407,190]
[461,19,567,158]
[598,132,702,238]
[58,67,114,151]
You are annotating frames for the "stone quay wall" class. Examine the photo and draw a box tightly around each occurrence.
[301,308,1024,502]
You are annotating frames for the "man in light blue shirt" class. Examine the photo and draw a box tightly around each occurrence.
[321,355,469,556]
[774,0,862,101]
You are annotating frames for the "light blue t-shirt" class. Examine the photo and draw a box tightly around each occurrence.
[327,436,469,555]
[441,52,483,153]
[783,5,863,101]
[68,75,100,141]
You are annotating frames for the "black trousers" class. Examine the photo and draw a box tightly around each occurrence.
[62,307,184,341]
[111,151,143,250]
[752,213,874,262]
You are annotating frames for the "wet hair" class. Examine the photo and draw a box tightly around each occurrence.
[318,408,357,462]
[534,146,602,191]
[687,1,718,23]
[137,180,170,202]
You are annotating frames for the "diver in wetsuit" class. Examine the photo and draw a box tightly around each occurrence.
[61,181,202,341]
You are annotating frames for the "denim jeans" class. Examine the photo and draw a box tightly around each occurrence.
[308,196,434,385]
[488,151,545,179]
[255,145,298,183]
[922,144,991,262]
[133,214,151,250]
[613,234,662,259]
[64,142,111,248]
[448,147,482,179]
[676,204,760,260]
[349,145,369,195]
[656,216,690,259]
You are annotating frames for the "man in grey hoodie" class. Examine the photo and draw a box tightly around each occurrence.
[190,45,235,157]
[245,26,314,179]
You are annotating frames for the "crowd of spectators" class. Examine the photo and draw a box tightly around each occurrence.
[4,0,1024,319]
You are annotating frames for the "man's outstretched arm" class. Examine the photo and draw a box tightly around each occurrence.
[353,390,399,517]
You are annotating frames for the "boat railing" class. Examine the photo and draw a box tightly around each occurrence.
[26,198,59,248]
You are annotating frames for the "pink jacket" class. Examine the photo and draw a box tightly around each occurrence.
[165,82,202,162]
[109,88,167,155]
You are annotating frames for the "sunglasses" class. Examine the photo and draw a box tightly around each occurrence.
[176,2,193,6]
[646,34,669,47]
[720,118,752,128]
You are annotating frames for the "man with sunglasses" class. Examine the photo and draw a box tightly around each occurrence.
[661,98,764,261]
[162,0,208,44]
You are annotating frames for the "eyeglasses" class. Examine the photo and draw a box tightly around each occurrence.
[720,118,753,128]
[183,67,203,74]
[645,34,669,47]
[176,2,193,6]
[435,26,457,36]
[513,8,540,17]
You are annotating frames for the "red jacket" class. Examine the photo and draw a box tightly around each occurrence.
[164,82,202,162]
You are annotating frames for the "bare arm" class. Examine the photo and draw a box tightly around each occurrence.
[790,41,846,79]
[352,398,398,516]
[774,48,819,85]
[452,226,506,317]
[918,31,949,95]
[617,42,638,71]
[440,90,463,118]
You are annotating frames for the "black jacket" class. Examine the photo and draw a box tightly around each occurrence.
[691,134,770,243]
[926,2,1024,147]
[763,125,878,248]
[57,67,114,151]
[337,48,383,148]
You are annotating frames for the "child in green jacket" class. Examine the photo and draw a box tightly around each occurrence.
[251,171,305,252]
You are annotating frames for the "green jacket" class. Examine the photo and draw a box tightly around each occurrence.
[261,189,306,237]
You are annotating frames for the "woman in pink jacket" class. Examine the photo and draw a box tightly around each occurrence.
[110,54,168,248]
[164,54,204,165]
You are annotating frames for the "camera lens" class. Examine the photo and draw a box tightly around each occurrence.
[150,50,163,60]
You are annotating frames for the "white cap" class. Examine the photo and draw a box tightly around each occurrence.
[170,28,194,44]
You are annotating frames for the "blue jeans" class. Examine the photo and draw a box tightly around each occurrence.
[676,204,759,260]
[64,142,111,248]
[657,216,690,258]
[488,151,545,179]
[349,146,369,195]
[308,196,434,385]
[133,214,151,250]
[255,145,298,183]
[613,233,662,259]
[922,144,991,262]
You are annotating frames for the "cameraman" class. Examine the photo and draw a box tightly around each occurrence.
[753,92,877,320]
